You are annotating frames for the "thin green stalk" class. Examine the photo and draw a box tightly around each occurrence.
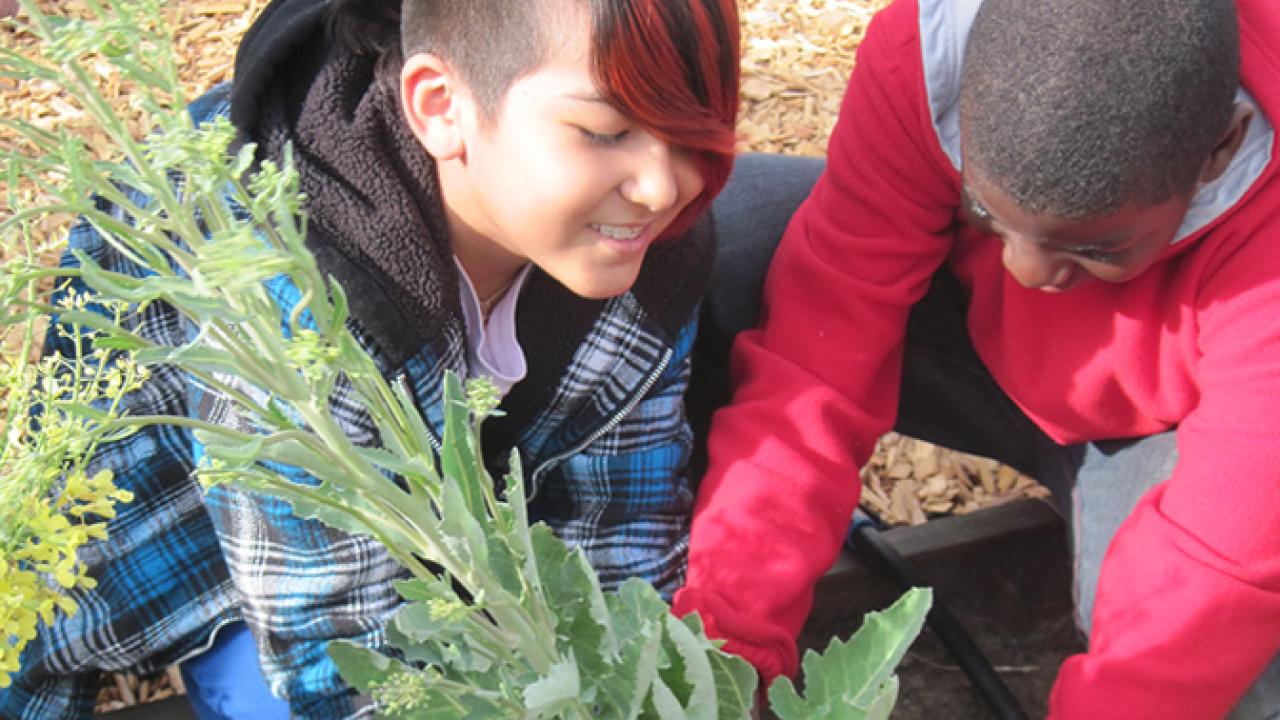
[351,496,526,664]
[46,64,206,254]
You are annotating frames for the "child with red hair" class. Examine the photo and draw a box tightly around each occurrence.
[1,0,741,716]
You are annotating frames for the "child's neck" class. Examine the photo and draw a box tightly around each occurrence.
[452,238,527,312]
[445,206,528,303]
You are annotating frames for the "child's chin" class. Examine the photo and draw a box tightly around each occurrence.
[565,271,641,301]
[573,285,632,301]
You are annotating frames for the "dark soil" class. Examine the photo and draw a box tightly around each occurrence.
[790,499,1084,719]
[893,606,1083,718]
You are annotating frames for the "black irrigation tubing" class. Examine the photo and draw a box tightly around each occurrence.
[848,510,1030,720]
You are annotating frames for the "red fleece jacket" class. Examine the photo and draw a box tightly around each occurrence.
[673,0,1280,716]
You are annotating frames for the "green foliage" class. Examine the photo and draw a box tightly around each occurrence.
[1,0,931,714]
[1,187,143,690]
[768,588,931,719]
[316,378,769,719]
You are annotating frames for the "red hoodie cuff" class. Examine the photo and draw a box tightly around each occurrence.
[671,588,800,684]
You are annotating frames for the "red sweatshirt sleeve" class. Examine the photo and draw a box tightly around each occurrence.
[672,0,958,682]
[1051,254,1280,718]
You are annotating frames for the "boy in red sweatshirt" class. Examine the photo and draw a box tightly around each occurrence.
[678,0,1280,716]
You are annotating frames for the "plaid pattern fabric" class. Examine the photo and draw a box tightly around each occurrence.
[521,293,696,594]
[200,262,700,718]
[0,88,242,720]
[6,84,702,718]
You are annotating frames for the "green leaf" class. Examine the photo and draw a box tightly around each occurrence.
[484,534,523,597]
[353,445,438,487]
[394,576,458,604]
[389,372,439,460]
[439,371,485,520]
[765,678,810,720]
[706,644,758,720]
[193,430,265,469]
[530,523,616,653]
[392,601,469,646]
[862,673,899,720]
[768,587,931,719]
[328,639,403,692]
[437,472,492,575]
[620,624,665,719]
[59,402,110,423]
[325,274,349,335]
[660,613,718,720]
[387,580,495,673]
[598,580,675,717]
[648,674,690,720]
[523,656,582,718]
[134,342,245,378]
[282,490,388,543]
[91,333,150,352]
[384,614,447,667]
[607,578,670,637]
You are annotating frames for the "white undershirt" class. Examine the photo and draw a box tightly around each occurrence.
[453,257,531,397]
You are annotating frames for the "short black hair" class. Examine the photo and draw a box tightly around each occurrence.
[959,0,1240,218]
[326,0,545,119]
[398,0,548,118]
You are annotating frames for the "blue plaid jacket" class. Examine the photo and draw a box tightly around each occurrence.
[1,82,711,718]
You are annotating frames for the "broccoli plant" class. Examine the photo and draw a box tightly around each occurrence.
[0,0,929,715]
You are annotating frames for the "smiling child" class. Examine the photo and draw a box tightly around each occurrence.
[1,0,740,717]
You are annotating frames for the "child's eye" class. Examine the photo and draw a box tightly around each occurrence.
[579,127,630,145]
[1070,246,1125,264]
[967,196,992,221]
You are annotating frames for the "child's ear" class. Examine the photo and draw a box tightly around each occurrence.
[400,52,467,161]
[1198,102,1255,186]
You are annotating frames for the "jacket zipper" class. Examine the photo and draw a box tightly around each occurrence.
[526,348,673,503]
[173,614,238,666]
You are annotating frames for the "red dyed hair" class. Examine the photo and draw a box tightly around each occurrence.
[590,0,741,239]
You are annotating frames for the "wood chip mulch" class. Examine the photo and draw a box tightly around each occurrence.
[1,0,1050,714]
[94,666,186,714]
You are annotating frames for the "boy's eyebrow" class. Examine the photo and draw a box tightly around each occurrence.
[1062,237,1127,251]
[961,182,1128,249]
[960,183,992,219]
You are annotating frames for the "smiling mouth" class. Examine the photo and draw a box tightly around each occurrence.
[590,223,647,240]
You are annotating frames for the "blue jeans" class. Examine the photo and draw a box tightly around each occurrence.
[180,621,290,720]
[1070,435,1280,720]
[701,152,1280,717]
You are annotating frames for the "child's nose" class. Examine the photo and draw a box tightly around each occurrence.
[1001,235,1073,290]
[620,138,680,213]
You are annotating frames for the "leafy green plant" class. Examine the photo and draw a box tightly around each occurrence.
[0,0,930,715]
[768,588,929,719]
[0,166,142,689]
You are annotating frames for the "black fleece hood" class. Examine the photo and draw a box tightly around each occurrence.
[228,0,462,365]
[229,0,331,136]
